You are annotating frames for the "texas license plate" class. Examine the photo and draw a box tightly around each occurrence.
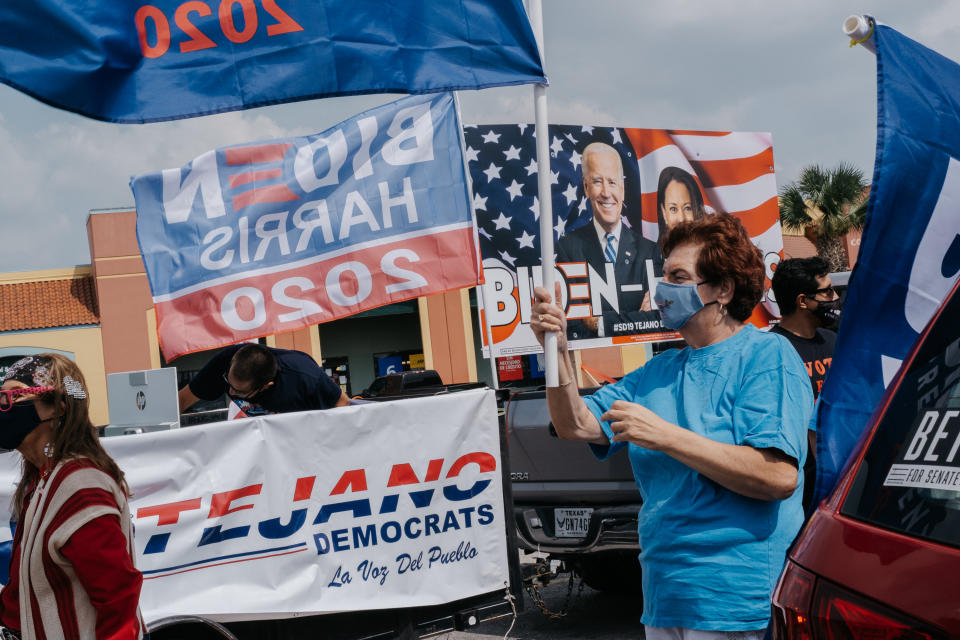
[554,507,592,538]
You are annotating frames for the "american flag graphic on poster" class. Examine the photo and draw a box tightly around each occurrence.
[464,125,782,358]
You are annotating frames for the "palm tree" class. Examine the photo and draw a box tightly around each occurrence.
[779,163,869,272]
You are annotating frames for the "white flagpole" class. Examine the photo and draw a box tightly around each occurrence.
[527,0,559,387]
[842,15,876,54]
[453,92,500,389]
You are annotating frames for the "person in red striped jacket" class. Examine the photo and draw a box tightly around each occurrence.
[0,354,145,639]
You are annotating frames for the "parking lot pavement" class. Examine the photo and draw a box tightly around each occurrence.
[439,574,644,640]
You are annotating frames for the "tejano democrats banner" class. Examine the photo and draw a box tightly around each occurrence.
[132,92,480,360]
[0,0,545,123]
[814,24,960,504]
[0,390,509,621]
[466,124,782,357]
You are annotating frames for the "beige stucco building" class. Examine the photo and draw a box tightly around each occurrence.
[0,209,646,426]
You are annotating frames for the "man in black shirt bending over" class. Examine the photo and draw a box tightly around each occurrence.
[770,257,843,510]
[178,343,350,416]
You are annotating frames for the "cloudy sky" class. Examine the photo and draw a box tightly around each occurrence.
[1,1,959,273]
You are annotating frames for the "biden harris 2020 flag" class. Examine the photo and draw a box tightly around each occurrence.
[814,24,960,505]
[0,0,545,123]
[132,92,480,360]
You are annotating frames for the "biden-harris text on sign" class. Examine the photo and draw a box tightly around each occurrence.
[132,93,480,360]
[467,124,782,357]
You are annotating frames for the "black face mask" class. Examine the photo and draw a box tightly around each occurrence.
[812,298,842,330]
[228,388,268,406]
[0,401,45,452]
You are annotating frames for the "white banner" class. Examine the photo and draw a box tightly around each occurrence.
[0,389,508,623]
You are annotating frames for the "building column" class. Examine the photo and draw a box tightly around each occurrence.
[87,210,157,374]
[575,344,649,386]
[273,326,323,364]
[418,289,477,384]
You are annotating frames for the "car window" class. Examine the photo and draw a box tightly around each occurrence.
[841,288,960,549]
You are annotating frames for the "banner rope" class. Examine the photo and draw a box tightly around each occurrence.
[849,18,874,48]
[501,582,518,639]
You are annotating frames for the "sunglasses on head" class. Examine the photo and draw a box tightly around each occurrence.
[0,386,56,411]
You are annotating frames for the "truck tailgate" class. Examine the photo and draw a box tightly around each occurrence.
[505,389,638,504]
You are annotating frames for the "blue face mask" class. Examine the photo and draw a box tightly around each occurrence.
[654,280,716,330]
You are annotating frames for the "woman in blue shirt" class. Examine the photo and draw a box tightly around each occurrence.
[531,214,812,639]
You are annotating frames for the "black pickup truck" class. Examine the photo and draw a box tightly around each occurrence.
[503,387,643,592]
[357,380,642,596]
[356,373,643,593]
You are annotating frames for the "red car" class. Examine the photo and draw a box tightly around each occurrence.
[772,278,960,639]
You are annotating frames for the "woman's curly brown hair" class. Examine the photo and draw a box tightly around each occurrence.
[660,213,765,322]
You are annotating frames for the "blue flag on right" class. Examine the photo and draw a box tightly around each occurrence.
[814,24,960,505]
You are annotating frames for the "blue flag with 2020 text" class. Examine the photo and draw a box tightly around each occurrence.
[0,0,545,124]
[814,24,960,505]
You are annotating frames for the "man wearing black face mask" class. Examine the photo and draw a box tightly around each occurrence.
[770,257,842,397]
[178,343,349,416]
[771,257,842,511]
